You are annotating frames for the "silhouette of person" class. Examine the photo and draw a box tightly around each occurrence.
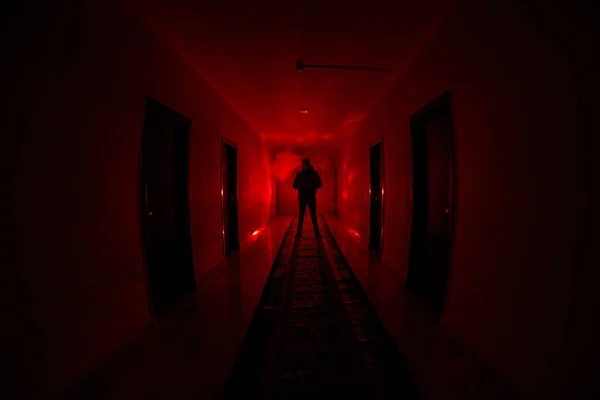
[293,157,323,238]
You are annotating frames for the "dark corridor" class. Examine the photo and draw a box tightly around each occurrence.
[6,0,593,398]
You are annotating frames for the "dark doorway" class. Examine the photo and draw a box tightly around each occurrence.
[369,139,384,251]
[140,97,196,315]
[407,91,455,315]
[333,167,338,217]
[221,139,240,255]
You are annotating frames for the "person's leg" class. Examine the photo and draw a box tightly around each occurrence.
[308,196,321,237]
[296,198,307,237]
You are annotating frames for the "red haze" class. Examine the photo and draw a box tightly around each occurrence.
[272,151,301,181]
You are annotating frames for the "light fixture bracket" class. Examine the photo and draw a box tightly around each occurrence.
[296,59,392,73]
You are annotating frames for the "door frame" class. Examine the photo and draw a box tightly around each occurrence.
[221,137,239,255]
[333,166,338,217]
[406,90,457,316]
[138,96,195,316]
[369,136,385,254]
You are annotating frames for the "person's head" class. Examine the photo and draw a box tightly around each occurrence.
[302,157,311,170]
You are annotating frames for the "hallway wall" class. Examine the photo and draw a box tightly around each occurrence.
[4,0,273,396]
[337,0,592,397]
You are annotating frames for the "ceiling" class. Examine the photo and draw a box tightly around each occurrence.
[127,0,452,147]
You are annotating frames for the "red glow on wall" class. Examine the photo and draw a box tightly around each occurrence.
[347,169,357,186]
[341,166,358,202]
[272,151,301,181]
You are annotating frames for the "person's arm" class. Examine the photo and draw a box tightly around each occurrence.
[293,172,301,190]
[315,171,323,189]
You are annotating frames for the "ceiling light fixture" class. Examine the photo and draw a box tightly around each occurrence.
[296,59,392,73]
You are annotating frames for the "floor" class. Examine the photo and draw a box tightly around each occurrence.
[71,215,515,399]
[325,217,517,399]
[72,217,292,399]
[226,216,416,398]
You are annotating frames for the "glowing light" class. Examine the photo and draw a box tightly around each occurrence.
[381,188,384,196]
[247,225,266,244]
[345,226,362,241]
[221,188,223,196]
[300,108,308,114]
